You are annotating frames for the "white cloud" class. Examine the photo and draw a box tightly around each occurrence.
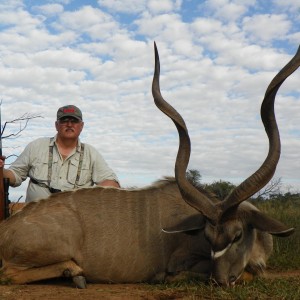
[0,28,77,52]
[31,48,101,70]
[273,0,300,11]
[55,5,120,40]
[242,14,291,43]
[97,0,182,14]
[0,0,299,202]
[147,0,182,14]
[0,9,41,30]
[0,0,24,10]
[191,18,224,35]
[97,0,145,13]
[32,4,64,16]
[134,12,203,57]
[200,0,255,22]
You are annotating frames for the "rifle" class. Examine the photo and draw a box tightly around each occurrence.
[0,103,10,220]
[0,161,4,221]
[4,178,10,219]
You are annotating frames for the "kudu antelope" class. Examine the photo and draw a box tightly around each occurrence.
[0,44,298,288]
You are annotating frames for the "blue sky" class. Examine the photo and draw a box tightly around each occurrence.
[0,0,299,201]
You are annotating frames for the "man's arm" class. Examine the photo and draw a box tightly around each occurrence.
[3,169,16,186]
[98,180,120,188]
[87,144,120,188]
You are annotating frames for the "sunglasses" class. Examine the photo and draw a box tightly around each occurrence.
[58,117,81,124]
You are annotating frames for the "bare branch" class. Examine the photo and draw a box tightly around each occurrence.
[5,154,18,161]
[0,101,43,165]
[1,113,43,138]
[254,177,282,199]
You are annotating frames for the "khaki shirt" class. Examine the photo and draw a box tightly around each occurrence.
[9,136,119,202]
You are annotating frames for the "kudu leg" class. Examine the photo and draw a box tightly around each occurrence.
[1,260,86,288]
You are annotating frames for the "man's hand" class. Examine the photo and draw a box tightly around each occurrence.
[0,156,5,168]
[0,158,16,186]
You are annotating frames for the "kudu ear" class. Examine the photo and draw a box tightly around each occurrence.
[162,214,206,234]
[248,210,295,237]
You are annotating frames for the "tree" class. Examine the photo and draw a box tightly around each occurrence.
[186,169,202,188]
[186,169,236,200]
[204,180,236,200]
[0,100,42,218]
[186,169,295,201]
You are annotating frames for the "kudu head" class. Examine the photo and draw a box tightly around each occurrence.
[152,42,298,285]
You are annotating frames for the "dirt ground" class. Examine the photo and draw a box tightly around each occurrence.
[0,271,299,300]
[0,281,164,300]
[0,279,175,300]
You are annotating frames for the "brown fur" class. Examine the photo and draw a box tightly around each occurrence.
[0,179,211,285]
[0,178,280,286]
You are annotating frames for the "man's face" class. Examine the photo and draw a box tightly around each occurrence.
[55,117,84,139]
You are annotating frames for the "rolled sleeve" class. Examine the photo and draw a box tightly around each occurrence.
[8,144,32,187]
[87,145,119,185]
[8,138,50,188]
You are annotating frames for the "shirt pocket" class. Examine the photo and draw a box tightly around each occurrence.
[67,160,92,187]
[30,157,49,181]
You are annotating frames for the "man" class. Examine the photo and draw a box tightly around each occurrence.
[0,105,120,202]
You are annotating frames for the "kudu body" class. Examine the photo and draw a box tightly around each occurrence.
[1,179,214,286]
[0,44,298,287]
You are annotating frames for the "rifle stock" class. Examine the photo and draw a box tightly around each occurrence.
[4,177,10,219]
[0,155,5,221]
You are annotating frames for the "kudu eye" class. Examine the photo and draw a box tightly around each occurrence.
[204,232,212,244]
[232,231,242,243]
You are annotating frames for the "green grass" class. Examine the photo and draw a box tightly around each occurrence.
[253,197,300,270]
[144,277,300,299]
[144,196,300,299]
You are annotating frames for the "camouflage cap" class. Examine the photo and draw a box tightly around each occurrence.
[57,105,82,121]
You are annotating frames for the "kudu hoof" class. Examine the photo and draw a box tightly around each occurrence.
[73,275,87,289]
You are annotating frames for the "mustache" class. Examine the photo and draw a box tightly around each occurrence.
[64,127,75,131]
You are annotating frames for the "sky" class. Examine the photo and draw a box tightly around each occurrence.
[0,0,299,202]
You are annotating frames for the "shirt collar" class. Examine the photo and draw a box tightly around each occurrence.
[52,135,82,152]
